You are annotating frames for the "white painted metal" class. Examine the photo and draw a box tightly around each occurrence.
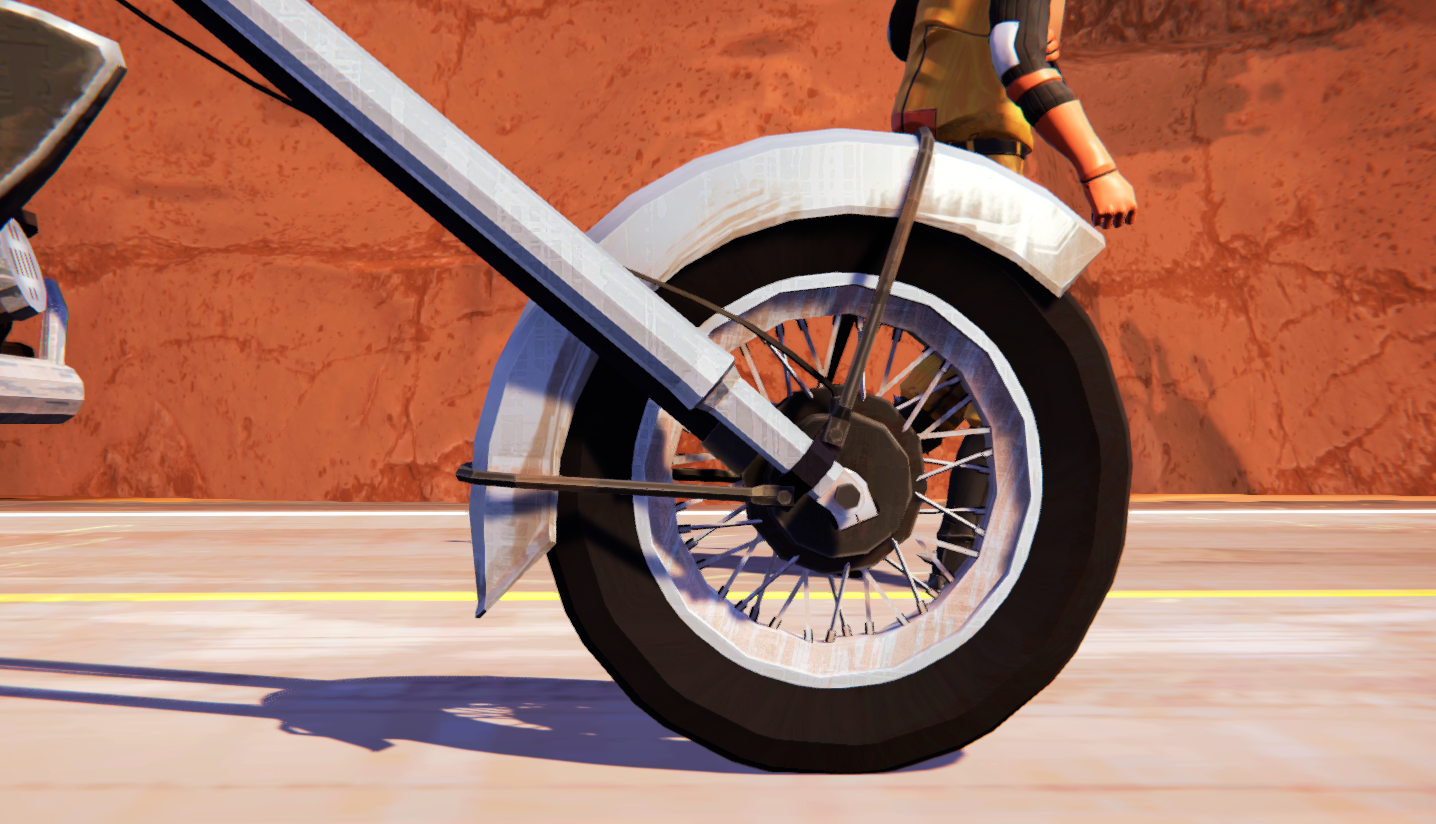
[467,309,592,612]
[0,354,83,419]
[38,279,67,365]
[0,2,126,205]
[471,128,1082,614]
[207,0,736,410]
[0,220,82,422]
[0,220,44,319]
[590,129,1103,297]
[202,0,878,555]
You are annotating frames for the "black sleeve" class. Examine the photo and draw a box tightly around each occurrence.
[991,0,1077,124]
[989,0,1052,86]
[1015,79,1076,125]
[888,0,920,61]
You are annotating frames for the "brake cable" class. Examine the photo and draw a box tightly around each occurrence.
[628,269,836,394]
[112,0,306,113]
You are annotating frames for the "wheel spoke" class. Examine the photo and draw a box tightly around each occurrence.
[920,426,991,441]
[873,556,942,594]
[902,360,950,432]
[694,542,753,569]
[816,317,836,375]
[679,519,762,535]
[878,346,933,397]
[880,327,903,390]
[824,562,851,642]
[863,571,875,634]
[739,342,769,401]
[766,568,806,631]
[735,554,798,612]
[824,315,857,382]
[633,268,830,390]
[919,551,957,582]
[801,571,814,642]
[919,394,973,435]
[852,319,867,398]
[888,539,927,614]
[775,323,794,397]
[863,569,910,627]
[716,539,760,597]
[795,318,824,373]
[690,512,751,560]
[664,304,1000,648]
[894,375,960,412]
[682,504,747,549]
[764,340,814,399]
[882,557,939,596]
[917,448,994,481]
[915,492,986,535]
[935,538,980,558]
[747,553,778,620]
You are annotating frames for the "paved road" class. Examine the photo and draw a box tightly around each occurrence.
[0,500,1433,823]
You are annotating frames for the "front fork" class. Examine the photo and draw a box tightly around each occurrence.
[171,0,882,526]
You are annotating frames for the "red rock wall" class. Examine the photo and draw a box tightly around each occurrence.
[2,0,1432,499]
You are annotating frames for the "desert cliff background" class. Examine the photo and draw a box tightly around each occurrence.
[2,0,1433,500]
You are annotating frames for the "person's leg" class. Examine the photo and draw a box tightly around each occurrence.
[987,153,1025,175]
[932,425,989,587]
[896,355,990,586]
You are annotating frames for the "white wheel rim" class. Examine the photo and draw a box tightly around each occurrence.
[631,273,1043,688]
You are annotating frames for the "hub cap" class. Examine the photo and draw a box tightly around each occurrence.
[745,386,926,573]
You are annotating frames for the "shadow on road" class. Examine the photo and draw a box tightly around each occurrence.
[0,657,962,774]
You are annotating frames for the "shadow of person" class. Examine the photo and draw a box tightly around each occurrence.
[263,675,761,772]
[0,658,962,773]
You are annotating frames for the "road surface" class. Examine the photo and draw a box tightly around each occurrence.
[0,499,1432,823]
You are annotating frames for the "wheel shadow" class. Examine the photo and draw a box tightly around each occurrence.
[0,658,962,774]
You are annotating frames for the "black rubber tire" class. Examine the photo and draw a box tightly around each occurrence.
[548,215,1131,773]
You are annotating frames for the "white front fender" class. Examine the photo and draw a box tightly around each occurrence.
[468,128,1102,615]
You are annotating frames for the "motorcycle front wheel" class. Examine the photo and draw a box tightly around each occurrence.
[548,214,1131,773]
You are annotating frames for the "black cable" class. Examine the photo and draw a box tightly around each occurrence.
[627,269,836,394]
[112,0,307,114]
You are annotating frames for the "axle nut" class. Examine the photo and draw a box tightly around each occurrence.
[834,483,861,509]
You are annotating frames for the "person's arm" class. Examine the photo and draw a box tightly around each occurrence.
[989,0,1136,229]
[1046,0,1065,61]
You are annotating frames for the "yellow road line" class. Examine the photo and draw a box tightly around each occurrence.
[0,592,503,603]
[1106,589,1436,598]
[1,589,1434,603]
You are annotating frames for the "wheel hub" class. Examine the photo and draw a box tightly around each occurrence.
[744,386,927,573]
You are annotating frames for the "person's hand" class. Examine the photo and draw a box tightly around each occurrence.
[1082,170,1137,229]
[1047,0,1066,62]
